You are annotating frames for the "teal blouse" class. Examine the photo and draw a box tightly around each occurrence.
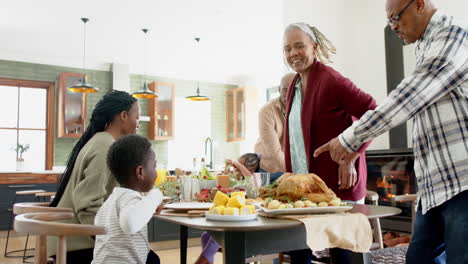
[288,78,309,173]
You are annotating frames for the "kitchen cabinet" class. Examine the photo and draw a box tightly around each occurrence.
[0,183,57,230]
[148,81,174,140]
[57,72,87,138]
[226,87,245,142]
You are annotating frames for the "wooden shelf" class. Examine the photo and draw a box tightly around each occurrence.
[57,72,87,138]
[148,81,175,140]
[226,87,245,142]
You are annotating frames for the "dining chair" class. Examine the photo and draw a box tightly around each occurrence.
[368,193,417,264]
[4,190,46,259]
[34,192,56,203]
[14,212,106,264]
[365,190,384,249]
[13,202,73,263]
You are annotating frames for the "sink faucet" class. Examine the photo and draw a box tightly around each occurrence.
[204,137,213,170]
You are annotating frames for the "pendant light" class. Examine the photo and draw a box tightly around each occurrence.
[132,29,157,99]
[68,18,99,93]
[186,37,210,101]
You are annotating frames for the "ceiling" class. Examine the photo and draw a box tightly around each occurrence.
[0,0,285,86]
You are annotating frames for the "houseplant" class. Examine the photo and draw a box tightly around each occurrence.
[15,143,30,170]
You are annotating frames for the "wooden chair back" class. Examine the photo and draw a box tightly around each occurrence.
[13,202,73,215]
[14,212,106,264]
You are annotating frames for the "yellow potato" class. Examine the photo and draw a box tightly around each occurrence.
[224,207,239,215]
[227,195,245,208]
[318,201,328,207]
[267,200,281,209]
[231,191,246,199]
[329,198,341,206]
[213,191,229,206]
[294,200,305,208]
[209,205,225,215]
[240,204,256,215]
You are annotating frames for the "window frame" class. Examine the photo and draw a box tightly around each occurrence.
[0,78,55,170]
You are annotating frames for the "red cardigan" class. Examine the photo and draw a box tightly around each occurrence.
[284,61,377,201]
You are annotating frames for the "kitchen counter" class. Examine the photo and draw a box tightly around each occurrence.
[0,169,63,184]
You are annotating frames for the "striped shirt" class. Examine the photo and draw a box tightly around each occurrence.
[339,10,468,214]
[92,187,163,264]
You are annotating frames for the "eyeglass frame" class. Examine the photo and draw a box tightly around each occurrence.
[387,0,415,26]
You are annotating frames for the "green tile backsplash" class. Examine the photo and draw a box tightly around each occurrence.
[0,59,240,168]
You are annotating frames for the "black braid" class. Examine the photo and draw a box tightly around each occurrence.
[50,90,137,207]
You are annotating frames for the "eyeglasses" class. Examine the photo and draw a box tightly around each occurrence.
[387,0,415,26]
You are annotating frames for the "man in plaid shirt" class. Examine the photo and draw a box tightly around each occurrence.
[315,0,467,263]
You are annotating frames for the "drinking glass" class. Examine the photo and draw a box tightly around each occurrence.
[180,176,192,202]
[155,164,167,186]
[253,172,270,187]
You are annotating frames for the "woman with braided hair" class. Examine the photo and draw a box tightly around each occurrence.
[282,23,377,263]
[48,90,140,264]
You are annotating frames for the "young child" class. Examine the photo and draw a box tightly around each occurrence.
[92,134,163,264]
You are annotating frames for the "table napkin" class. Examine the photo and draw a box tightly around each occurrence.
[259,212,372,252]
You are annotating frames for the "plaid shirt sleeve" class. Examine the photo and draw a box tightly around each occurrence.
[339,24,468,152]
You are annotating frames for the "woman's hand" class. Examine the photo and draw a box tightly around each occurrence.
[337,152,360,190]
[338,162,357,190]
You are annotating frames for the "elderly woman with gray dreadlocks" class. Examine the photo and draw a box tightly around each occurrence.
[282,23,377,264]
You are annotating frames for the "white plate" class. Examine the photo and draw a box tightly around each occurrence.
[260,205,352,215]
[205,212,258,222]
[162,196,173,201]
[164,202,213,211]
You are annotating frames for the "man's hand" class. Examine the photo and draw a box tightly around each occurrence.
[314,137,349,163]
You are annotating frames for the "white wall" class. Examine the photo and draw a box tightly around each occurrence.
[0,0,284,90]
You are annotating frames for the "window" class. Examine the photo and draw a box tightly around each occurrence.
[167,97,211,170]
[0,79,55,171]
[266,86,280,102]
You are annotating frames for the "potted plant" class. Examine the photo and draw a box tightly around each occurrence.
[15,143,30,170]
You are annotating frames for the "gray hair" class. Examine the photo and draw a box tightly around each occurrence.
[284,22,336,64]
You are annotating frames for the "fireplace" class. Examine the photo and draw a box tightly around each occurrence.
[366,148,416,233]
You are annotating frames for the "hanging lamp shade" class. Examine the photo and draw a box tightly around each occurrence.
[186,37,210,101]
[132,81,157,99]
[132,29,158,99]
[186,85,210,101]
[68,18,99,93]
[69,75,99,93]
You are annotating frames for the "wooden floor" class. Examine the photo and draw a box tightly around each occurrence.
[0,231,275,264]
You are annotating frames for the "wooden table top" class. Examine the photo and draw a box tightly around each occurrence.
[155,204,401,232]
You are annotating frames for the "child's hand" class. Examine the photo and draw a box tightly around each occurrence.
[155,204,164,215]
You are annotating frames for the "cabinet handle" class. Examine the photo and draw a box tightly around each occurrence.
[7,177,36,180]
[8,185,36,188]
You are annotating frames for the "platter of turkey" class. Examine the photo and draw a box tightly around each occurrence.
[258,173,352,215]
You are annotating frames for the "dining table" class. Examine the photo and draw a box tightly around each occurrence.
[154,204,401,264]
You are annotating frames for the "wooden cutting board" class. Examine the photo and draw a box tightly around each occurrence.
[158,209,206,217]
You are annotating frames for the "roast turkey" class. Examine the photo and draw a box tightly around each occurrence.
[264,173,337,203]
